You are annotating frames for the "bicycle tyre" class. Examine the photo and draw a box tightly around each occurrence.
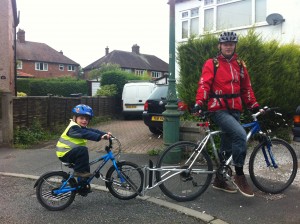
[106,161,143,200]
[156,141,213,202]
[249,138,298,194]
[35,171,77,211]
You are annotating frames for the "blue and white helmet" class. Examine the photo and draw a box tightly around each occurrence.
[72,104,94,118]
[219,31,238,43]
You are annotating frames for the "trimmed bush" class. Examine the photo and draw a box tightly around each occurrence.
[17,77,88,96]
[177,30,300,122]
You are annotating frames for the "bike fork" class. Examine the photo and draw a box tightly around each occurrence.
[261,141,278,168]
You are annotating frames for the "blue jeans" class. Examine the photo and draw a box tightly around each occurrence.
[211,110,247,167]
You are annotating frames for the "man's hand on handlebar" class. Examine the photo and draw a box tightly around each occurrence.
[192,104,203,115]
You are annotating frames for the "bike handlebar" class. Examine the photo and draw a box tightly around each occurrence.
[252,106,281,120]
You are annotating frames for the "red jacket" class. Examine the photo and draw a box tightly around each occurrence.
[196,53,259,112]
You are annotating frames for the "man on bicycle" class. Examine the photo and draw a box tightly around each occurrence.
[195,31,261,197]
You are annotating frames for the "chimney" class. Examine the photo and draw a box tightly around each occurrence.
[17,29,25,43]
[59,50,63,54]
[132,44,140,54]
[105,46,109,55]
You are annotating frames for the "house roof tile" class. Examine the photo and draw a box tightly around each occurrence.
[16,40,79,65]
[83,50,168,72]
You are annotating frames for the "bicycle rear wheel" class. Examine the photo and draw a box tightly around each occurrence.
[106,161,143,200]
[35,171,77,211]
[249,138,298,194]
[156,141,213,202]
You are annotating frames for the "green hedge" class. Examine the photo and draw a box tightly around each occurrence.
[177,30,300,119]
[17,77,88,96]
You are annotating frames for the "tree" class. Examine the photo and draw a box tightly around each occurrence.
[88,63,121,81]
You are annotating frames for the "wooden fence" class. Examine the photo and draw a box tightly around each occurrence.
[12,96,121,129]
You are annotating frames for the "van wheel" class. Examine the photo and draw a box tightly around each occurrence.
[149,127,162,135]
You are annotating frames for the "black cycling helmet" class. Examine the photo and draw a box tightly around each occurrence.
[219,31,238,43]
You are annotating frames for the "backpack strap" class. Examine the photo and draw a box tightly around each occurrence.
[213,57,219,78]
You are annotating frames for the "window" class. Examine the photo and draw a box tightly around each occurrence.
[35,62,48,71]
[59,64,64,71]
[122,68,132,73]
[68,65,75,71]
[17,60,22,69]
[151,71,162,78]
[181,8,199,39]
[204,8,214,31]
[203,0,266,32]
[135,70,146,76]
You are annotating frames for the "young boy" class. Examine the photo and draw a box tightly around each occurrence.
[56,104,111,178]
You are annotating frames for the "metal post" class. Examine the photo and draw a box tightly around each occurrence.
[163,0,180,145]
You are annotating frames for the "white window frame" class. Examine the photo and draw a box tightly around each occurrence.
[17,60,22,69]
[68,65,75,71]
[181,7,199,39]
[151,71,162,78]
[202,0,266,33]
[135,70,146,76]
[59,64,64,71]
[35,62,48,71]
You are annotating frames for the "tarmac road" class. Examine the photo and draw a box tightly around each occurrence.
[0,119,300,224]
[0,175,204,224]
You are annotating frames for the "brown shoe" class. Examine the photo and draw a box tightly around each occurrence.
[74,171,93,178]
[212,177,237,193]
[233,175,254,197]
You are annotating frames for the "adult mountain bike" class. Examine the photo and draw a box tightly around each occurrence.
[34,137,143,211]
[153,107,297,201]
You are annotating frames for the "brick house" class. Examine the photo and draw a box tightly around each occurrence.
[83,44,169,81]
[16,29,80,78]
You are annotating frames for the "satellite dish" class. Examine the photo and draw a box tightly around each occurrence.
[266,13,285,25]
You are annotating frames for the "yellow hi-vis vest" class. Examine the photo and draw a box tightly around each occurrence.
[56,120,87,158]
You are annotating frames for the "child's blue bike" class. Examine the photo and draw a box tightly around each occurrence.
[34,137,143,211]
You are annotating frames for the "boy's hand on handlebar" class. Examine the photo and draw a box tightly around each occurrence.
[102,132,112,140]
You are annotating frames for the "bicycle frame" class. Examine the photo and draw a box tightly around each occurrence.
[52,141,126,195]
[140,109,280,196]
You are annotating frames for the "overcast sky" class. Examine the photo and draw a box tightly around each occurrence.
[16,0,170,68]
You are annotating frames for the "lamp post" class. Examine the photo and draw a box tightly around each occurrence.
[163,0,180,145]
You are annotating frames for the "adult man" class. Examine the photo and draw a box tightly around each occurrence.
[195,31,261,197]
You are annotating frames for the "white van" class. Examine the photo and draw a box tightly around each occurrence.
[122,82,156,119]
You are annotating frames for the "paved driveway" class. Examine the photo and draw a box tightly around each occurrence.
[87,119,165,154]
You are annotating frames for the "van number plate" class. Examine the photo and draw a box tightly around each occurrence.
[151,116,163,121]
[126,105,136,108]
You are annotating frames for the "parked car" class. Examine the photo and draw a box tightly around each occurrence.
[122,82,156,119]
[142,85,188,134]
[292,105,300,142]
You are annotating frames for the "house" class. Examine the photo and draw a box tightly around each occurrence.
[16,29,80,78]
[83,44,169,81]
[0,0,18,146]
[174,0,300,79]
[0,0,18,94]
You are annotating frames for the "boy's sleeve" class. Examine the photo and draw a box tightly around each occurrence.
[67,126,105,141]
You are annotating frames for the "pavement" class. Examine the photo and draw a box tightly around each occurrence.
[0,119,300,224]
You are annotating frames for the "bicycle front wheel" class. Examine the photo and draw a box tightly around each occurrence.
[106,161,143,200]
[35,171,77,211]
[156,141,213,202]
[249,138,298,194]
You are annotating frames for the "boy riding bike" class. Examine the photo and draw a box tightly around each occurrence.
[56,104,111,178]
